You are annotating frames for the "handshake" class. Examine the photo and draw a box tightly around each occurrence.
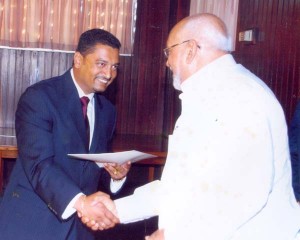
[74,190,165,240]
[74,191,119,231]
[74,162,131,231]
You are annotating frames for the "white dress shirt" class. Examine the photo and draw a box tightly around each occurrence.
[116,54,300,239]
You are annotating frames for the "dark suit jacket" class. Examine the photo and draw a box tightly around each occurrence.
[0,70,116,240]
[289,101,300,201]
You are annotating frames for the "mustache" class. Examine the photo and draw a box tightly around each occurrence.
[95,75,111,81]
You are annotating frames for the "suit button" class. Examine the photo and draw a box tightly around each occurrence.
[12,192,20,198]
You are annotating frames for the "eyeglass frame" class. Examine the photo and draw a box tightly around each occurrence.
[163,39,200,59]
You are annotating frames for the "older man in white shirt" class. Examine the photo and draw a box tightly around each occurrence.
[86,13,300,240]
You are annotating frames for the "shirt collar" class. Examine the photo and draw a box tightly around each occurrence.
[181,54,236,93]
[70,68,94,100]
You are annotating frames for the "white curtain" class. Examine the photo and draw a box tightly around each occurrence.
[0,0,137,54]
[189,0,239,51]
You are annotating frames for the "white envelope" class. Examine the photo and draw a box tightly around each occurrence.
[68,150,157,167]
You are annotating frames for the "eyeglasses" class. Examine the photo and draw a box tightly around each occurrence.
[163,39,200,59]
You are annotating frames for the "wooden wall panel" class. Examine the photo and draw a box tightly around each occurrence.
[234,0,300,123]
[106,0,190,139]
[0,49,73,128]
[120,0,171,135]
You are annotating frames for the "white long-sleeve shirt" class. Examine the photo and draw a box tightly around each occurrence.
[116,54,300,239]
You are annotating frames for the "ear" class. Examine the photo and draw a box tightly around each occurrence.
[73,52,83,68]
[185,40,198,64]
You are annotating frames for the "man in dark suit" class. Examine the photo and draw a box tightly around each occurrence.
[0,29,130,240]
[289,101,300,203]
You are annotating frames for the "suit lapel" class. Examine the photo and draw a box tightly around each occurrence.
[60,71,88,151]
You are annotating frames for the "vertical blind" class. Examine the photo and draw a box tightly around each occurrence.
[0,0,137,54]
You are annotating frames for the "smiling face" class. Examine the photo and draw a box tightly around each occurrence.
[73,43,120,94]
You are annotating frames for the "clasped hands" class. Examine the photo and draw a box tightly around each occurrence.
[75,162,131,231]
[75,192,119,231]
[76,193,165,240]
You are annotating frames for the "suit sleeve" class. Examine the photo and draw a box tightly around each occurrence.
[289,101,300,200]
[15,87,83,219]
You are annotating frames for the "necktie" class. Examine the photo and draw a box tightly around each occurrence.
[80,96,90,148]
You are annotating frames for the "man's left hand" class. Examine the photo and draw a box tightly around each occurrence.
[103,161,131,180]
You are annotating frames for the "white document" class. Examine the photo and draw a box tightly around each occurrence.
[68,150,157,167]
[115,180,162,223]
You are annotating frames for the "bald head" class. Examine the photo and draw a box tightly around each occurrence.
[165,13,231,90]
[169,13,230,52]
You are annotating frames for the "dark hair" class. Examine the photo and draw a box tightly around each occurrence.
[76,28,121,56]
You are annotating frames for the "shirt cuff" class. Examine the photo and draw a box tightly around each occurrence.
[62,192,84,219]
[110,177,126,193]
